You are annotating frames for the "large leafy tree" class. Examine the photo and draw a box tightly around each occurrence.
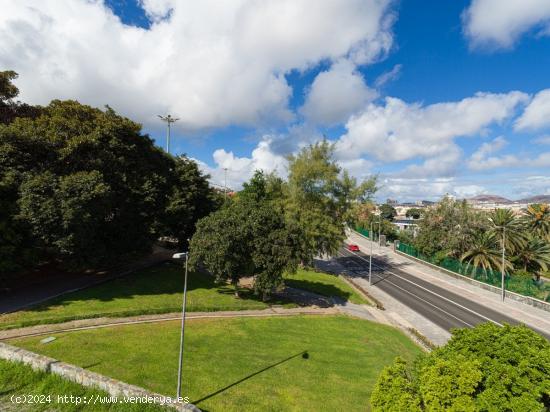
[285,140,377,263]
[0,70,42,125]
[413,197,488,259]
[1,99,215,273]
[189,182,300,299]
[371,323,550,411]
[379,203,397,221]
[160,155,219,249]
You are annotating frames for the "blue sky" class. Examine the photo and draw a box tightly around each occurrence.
[2,0,550,201]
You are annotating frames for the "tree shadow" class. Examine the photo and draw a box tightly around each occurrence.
[283,278,351,302]
[192,350,309,406]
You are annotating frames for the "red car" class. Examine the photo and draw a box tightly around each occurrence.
[347,243,360,252]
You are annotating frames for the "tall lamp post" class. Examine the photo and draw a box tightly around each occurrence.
[172,250,189,399]
[369,221,373,286]
[495,225,506,301]
[158,114,179,154]
[223,167,228,201]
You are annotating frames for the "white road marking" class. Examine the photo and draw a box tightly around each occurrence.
[338,248,503,327]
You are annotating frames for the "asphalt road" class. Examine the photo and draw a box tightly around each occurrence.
[336,247,550,340]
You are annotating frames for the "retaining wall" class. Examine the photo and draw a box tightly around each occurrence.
[0,342,200,411]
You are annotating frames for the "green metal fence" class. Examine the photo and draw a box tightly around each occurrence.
[396,242,549,302]
[355,226,378,241]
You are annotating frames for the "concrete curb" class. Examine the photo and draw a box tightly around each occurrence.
[0,342,200,411]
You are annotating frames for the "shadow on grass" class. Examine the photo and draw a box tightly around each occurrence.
[283,279,352,301]
[12,262,289,315]
[193,350,309,406]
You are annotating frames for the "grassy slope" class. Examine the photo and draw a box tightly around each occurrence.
[11,316,421,411]
[1,266,369,331]
[0,359,164,412]
[284,268,369,304]
[0,262,292,330]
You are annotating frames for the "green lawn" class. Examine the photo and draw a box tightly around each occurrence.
[10,316,421,411]
[0,262,292,330]
[284,268,369,304]
[0,359,164,412]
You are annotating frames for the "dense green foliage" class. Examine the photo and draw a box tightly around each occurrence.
[409,197,550,283]
[379,203,397,221]
[12,315,421,411]
[406,208,423,219]
[190,145,378,297]
[0,73,217,276]
[371,323,550,411]
[190,175,302,298]
[285,140,377,262]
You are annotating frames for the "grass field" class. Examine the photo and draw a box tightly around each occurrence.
[283,268,369,304]
[1,264,367,331]
[0,359,164,412]
[10,316,421,411]
[0,262,292,330]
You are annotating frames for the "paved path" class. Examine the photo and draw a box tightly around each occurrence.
[341,232,550,342]
[0,306,341,341]
[0,246,174,315]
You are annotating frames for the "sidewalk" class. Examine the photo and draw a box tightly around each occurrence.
[0,246,174,315]
[348,231,550,337]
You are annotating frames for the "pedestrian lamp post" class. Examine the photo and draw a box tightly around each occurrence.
[172,251,189,399]
[378,215,381,250]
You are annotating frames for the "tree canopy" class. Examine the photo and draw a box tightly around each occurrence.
[371,323,550,411]
[1,97,216,275]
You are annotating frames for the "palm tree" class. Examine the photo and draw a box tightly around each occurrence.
[522,204,550,241]
[513,237,550,281]
[460,232,513,279]
[488,208,526,254]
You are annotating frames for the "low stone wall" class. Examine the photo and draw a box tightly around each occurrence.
[0,342,200,411]
[395,250,550,313]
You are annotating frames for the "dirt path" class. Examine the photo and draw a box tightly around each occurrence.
[0,306,340,341]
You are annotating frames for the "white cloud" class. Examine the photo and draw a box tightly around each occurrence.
[515,89,550,131]
[533,135,550,145]
[374,63,402,88]
[334,91,528,169]
[0,0,394,131]
[400,146,462,178]
[463,0,550,49]
[198,139,288,190]
[300,59,377,125]
[467,136,550,170]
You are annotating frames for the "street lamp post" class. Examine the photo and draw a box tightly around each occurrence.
[378,215,381,250]
[369,221,373,286]
[158,114,179,154]
[223,168,228,201]
[172,251,189,399]
[500,227,506,302]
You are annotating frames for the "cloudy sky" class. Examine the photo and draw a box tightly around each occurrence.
[1,0,550,201]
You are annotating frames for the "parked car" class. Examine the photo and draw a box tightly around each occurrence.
[347,243,360,252]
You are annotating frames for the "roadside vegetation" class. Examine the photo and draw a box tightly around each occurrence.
[0,264,371,330]
[190,142,378,301]
[0,359,164,412]
[1,71,220,282]
[0,263,294,330]
[371,323,550,411]
[10,316,421,411]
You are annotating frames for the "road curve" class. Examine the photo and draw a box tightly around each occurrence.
[336,247,550,340]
